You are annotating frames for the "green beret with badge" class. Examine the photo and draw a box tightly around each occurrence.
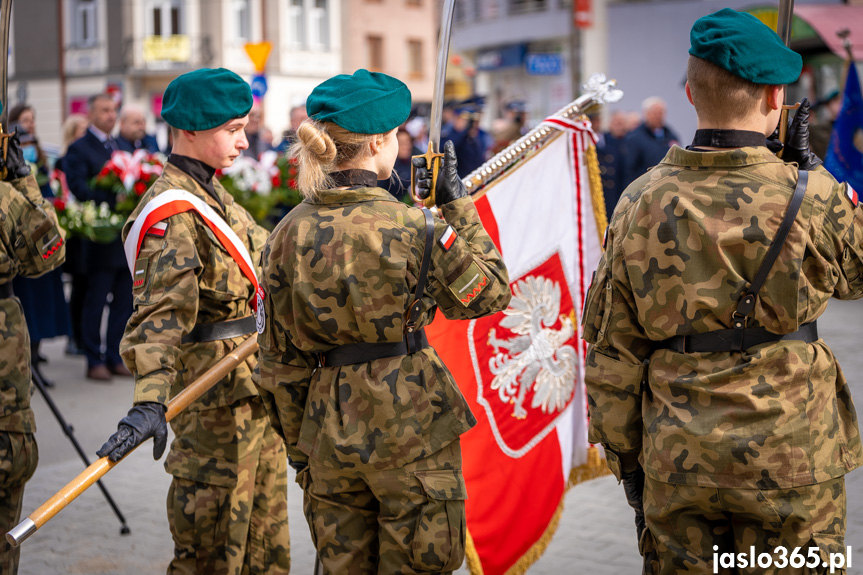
[306,69,411,134]
[689,8,802,85]
[161,67,253,131]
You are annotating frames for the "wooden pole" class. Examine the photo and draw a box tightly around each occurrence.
[6,336,260,547]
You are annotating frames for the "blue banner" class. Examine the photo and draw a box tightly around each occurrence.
[824,63,863,191]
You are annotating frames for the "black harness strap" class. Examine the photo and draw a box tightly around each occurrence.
[404,208,435,353]
[660,170,812,353]
[731,170,808,328]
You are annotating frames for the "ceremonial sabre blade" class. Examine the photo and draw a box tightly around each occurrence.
[776,0,798,158]
[0,0,13,179]
[410,0,457,207]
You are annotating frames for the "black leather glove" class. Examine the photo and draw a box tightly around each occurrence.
[765,126,784,155]
[97,402,168,462]
[621,466,647,547]
[411,140,469,207]
[783,98,823,171]
[1,129,32,181]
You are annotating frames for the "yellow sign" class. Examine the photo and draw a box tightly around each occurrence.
[143,35,191,63]
[244,42,272,73]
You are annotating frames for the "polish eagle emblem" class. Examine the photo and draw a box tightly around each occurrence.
[487,275,576,419]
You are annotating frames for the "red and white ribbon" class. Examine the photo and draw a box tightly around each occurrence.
[124,189,265,333]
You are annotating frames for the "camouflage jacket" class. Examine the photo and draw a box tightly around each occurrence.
[120,161,268,410]
[0,175,66,433]
[583,146,863,489]
[258,187,511,470]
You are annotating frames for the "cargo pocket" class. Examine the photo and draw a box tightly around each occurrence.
[410,470,467,572]
[804,532,846,574]
[639,528,660,575]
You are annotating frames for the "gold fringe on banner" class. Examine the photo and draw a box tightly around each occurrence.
[584,143,608,243]
[463,448,612,575]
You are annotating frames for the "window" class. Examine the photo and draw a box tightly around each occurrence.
[407,39,422,77]
[509,0,545,14]
[149,0,184,37]
[309,0,329,50]
[73,0,97,47]
[367,35,383,71]
[287,0,305,49]
[232,0,251,42]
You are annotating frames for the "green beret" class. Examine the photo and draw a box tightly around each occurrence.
[689,9,802,85]
[307,69,411,134]
[162,68,253,131]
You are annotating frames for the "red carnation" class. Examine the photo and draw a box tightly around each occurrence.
[288,167,298,177]
[99,167,110,177]
[271,175,281,187]
[134,181,147,195]
[53,199,66,211]
[288,178,298,189]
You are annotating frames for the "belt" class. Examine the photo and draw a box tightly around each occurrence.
[660,322,818,354]
[318,329,429,368]
[0,282,12,299]
[182,316,256,344]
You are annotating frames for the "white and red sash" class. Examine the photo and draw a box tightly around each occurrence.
[123,189,265,333]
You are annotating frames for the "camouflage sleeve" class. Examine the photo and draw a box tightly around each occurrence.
[816,176,863,300]
[0,176,66,280]
[427,196,511,319]
[120,213,202,406]
[581,225,651,479]
[257,239,316,467]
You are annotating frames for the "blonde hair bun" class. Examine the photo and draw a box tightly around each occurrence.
[297,121,337,164]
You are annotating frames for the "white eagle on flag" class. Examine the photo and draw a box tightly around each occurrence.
[487,275,577,419]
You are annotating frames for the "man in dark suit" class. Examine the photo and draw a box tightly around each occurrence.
[63,93,133,381]
[596,110,630,221]
[623,97,680,186]
[116,106,160,154]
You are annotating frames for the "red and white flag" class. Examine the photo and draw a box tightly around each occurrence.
[427,117,608,574]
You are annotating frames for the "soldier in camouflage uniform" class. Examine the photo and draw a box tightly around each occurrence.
[98,69,290,574]
[582,10,862,575]
[256,69,511,574]
[0,127,66,574]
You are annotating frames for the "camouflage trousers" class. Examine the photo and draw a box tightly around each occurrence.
[643,475,847,575]
[301,439,466,574]
[0,431,38,575]
[165,397,290,575]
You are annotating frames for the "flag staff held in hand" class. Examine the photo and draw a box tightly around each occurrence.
[6,336,260,547]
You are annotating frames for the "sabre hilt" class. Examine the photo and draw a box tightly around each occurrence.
[776,103,800,159]
[410,141,445,208]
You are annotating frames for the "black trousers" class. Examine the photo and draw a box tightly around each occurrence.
[81,266,132,368]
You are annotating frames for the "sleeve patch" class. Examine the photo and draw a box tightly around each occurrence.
[846,184,858,207]
[146,221,169,237]
[40,234,64,260]
[133,257,149,290]
[447,261,489,307]
[439,226,457,251]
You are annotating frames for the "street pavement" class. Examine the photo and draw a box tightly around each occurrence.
[14,299,863,574]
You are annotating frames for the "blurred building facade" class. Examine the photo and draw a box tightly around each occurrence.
[9,0,436,150]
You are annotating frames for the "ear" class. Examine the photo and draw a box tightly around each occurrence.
[685,82,694,107]
[181,129,196,141]
[369,136,383,155]
[765,85,783,111]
